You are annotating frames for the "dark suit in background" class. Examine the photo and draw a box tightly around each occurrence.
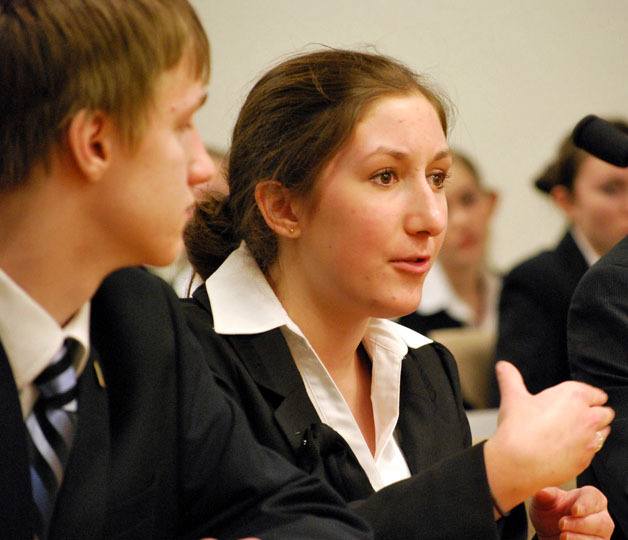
[568,235,628,540]
[0,268,371,540]
[495,230,588,398]
[182,286,528,540]
[398,308,463,336]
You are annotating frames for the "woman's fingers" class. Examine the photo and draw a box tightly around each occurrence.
[560,510,615,539]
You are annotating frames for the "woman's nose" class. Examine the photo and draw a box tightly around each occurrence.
[405,181,447,237]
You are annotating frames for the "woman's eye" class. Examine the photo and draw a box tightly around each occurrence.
[429,171,449,189]
[371,169,397,186]
[460,192,479,207]
[600,182,623,196]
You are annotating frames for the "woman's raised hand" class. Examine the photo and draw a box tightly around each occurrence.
[484,361,614,513]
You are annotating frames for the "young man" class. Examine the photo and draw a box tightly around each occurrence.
[0,1,371,538]
[569,234,628,538]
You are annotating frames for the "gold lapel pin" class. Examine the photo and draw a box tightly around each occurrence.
[93,359,106,388]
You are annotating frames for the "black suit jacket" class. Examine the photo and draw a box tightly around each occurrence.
[397,309,463,336]
[0,268,371,540]
[182,286,528,540]
[568,235,628,540]
[495,230,589,397]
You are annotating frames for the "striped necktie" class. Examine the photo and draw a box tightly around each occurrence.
[26,338,80,539]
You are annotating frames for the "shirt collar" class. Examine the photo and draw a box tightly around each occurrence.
[207,242,292,334]
[415,261,501,332]
[571,225,601,266]
[0,268,91,392]
[206,242,432,350]
[417,262,474,324]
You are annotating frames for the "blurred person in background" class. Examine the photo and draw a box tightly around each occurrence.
[398,150,499,408]
[495,119,628,398]
[398,149,498,335]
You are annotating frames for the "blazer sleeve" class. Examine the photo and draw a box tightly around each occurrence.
[568,253,628,537]
[349,343,528,540]
[101,269,372,540]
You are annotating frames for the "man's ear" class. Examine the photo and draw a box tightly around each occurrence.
[65,109,113,182]
[255,180,300,237]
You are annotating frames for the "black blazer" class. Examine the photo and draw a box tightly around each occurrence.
[495,230,589,397]
[0,268,371,540]
[182,286,528,540]
[398,309,463,336]
[568,235,628,539]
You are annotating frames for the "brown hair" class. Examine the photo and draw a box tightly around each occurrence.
[534,118,628,195]
[185,48,451,279]
[0,0,209,191]
[451,149,485,189]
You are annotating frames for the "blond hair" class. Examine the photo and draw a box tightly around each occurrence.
[0,0,210,190]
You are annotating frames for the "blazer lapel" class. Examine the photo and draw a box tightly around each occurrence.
[192,285,321,451]
[558,230,590,284]
[227,330,374,501]
[191,286,373,497]
[395,349,441,474]
[49,352,110,540]
[0,343,32,539]
[228,330,320,451]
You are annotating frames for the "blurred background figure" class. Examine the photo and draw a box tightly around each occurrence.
[151,145,228,296]
[398,150,499,408]
[399,149,498,335]
[494,118,628,399]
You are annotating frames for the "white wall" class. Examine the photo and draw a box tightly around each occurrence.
[191,0,628,271]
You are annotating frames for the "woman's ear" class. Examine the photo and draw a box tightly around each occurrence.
[550,185,575,218]
[65,109,113,183]
[255,180,300,237]
[485,190,498,216]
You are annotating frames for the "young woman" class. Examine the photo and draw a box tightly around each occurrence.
[496,121,628,396]
[182,49,614,539]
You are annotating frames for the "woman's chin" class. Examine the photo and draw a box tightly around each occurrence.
[373,300,421,321]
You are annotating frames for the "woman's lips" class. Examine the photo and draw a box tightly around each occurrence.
[390,256,431,274]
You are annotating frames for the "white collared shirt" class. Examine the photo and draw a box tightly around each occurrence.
[571,225,601,267]
[207,243,433,491]
[416,262,501,333]
[0,268,90,417]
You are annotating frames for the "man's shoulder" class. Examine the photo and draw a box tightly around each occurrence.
[597,236,628,270]
[97,266,170,296]
[93,267,176,314]
[574,237,628,303]
[91,267,181,351]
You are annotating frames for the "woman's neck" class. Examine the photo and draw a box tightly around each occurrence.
[270,263,376,453]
